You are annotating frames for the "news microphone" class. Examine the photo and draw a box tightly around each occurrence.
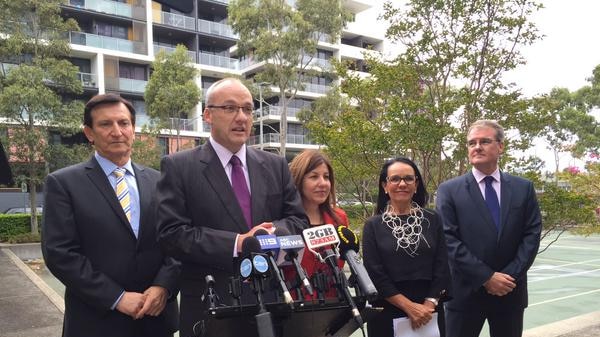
[202,275,219,310]
[240,236,276,337]
[337,226,378,300]
[302,225,364,327]
[254,229,293,306]
[273,227,314,296]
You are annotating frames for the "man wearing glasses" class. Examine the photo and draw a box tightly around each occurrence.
[436,120,542,337]
[155,78,307,337]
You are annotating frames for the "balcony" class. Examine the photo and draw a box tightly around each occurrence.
[301,82,331,94]
[67,0,133,18]
[167,117,198,132]
[105,77,147,93]
[77,72,97,87]
[154,10,196,31]
[70,31,146,54]
[247,133,316,146]
[197,19,238,39]
[153,45,197,62]
[254,106,303,119]
[198,52,239,70]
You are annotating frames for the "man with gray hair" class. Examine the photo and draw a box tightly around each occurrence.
[436,120,542,337]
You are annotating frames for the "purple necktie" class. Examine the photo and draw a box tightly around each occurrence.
[484,176,501,231]
[230,155,252,228]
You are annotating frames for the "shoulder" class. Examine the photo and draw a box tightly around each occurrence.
[133,162,159,179]
[48,160,91,180]
[501,172,532,185]
[248,147,285,164]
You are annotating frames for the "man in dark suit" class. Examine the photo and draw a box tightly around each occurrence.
[436,120,542,337]
[42,94,180,337]
[156,78,308,337]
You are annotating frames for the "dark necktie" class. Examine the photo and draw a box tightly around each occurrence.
[230,155,252,228]
[484,176,501,231]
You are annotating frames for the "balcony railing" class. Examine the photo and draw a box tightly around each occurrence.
[68,0,133,18]
[106,77,147,92]
[154,10,196,30]
[70,31,146,54]
[255,106,303,119]
[301,82,331,94]
[77,72,97,87]
[248,133,316,146]
[197,19,238,39]
[167,117,198,132]
[198,52,239,70]
[153,45,197,62]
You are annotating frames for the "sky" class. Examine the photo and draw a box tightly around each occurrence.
[361,0,600,170]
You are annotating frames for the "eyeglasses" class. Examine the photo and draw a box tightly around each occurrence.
[386,175,417,185]
[467,138,498,148]
[207,105,254,116]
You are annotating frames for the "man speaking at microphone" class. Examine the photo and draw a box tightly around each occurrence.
[156,78,308,337]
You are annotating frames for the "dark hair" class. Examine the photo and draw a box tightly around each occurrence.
[289,149,342,224]
[375,157,428,214]
[84,93,136,127]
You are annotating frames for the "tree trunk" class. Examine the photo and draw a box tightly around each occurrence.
[29,183,38,234]
[279,90,287,158]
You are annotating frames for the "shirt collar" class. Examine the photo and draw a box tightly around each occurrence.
[209,137,248,168]
[94,152,135,177]
[472,167,500,184]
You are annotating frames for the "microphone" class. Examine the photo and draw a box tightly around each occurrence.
[254,229,293,306]
[273,227,314,296]
[202,275,219,310]
[302,225,364,327]
[239,236,276,337]
[337,226,378,300]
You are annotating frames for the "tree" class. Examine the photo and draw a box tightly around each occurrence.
[145,45,201,153]
[0,0,82,233]
[304,0,544,204]
[229,0,350,157]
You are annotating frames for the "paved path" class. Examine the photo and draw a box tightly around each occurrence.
[0,247,62,337]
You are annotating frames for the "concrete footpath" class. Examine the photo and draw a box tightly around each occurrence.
[1,243,599,337]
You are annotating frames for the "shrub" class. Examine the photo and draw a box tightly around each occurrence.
[0,214,42,242]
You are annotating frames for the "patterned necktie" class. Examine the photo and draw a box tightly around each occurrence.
[230,155,252,228]
[484,176,500,231]
[113,167,131,222]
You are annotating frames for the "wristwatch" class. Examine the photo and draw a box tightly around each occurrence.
[425,297,439,307]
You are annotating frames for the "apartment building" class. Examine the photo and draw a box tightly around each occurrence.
[59,0,384,159]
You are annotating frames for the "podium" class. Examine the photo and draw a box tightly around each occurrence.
[196,298,380,337]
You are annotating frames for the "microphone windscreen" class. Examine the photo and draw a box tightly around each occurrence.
[273,227,290,237]
[337,226,360,253]
[241,236,262,255]
[253,228,269,237]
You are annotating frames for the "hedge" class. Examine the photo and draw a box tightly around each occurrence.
[0,214,42,243]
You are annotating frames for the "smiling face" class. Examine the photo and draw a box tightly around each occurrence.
[382,162,418,212]
[203,79,254,153]
[467,126,504,174]
[301,163,332,210]
[83,102,134,166]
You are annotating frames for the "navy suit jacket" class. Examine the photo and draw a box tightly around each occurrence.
[435,171,541,311]
[42,157,180,337]
[156,143,307,337]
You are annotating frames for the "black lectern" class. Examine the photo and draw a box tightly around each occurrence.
[197,298,380,337]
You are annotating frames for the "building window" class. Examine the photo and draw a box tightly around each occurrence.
[119,62,147,80]
[158,137,169,156]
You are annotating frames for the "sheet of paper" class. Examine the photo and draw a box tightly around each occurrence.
[393,313,439,337]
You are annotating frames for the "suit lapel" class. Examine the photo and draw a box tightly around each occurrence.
[201,144,249,232]
[133,163,150,243]
[465,172,498,234]
[499,172,512,237]
[247,148,267,227]
[85,158,137,239]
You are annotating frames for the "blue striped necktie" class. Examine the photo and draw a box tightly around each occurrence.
[113,168,131,222]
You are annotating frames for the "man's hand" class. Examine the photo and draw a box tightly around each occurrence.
[135,286,168,319]
[116,291,147,319]
[483,272,516,296]
[236,222,275,252]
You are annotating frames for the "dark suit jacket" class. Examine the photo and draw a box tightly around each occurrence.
[435,171,541,312]
[156,143,307,337]
[42,157,180,337]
